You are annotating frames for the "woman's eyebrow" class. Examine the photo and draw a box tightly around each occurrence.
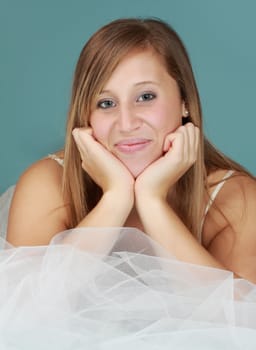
[134,80,160,86]
[98,89,112,95]
[99,81,159,95]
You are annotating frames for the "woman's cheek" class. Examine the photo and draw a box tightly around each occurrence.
[91,125,109,148]
[148,100,182,129]
[90,118,103,140]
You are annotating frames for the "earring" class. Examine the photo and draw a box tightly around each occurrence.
[183,109,189,117]
[182,109,190,125]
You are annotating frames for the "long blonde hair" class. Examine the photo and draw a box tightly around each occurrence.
[62,17,251,238]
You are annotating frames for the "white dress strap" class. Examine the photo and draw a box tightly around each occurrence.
[48,154,64,167]
[199,169,235,243]
[204,170,235,217]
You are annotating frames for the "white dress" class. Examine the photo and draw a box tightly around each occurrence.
[0,160,255,349]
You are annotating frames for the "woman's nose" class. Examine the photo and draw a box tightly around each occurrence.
[117,107,141,132]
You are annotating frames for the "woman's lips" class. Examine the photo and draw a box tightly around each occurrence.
[114,138,152,154]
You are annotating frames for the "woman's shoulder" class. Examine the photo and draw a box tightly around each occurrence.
[203,169,256,245]
[13,153,65,211]
[204,170,256,281]
[18,154,64,187]
[215,171,256,227]
[7,154,68,245]
[206,169,256,217]
[208,169,256,204]
[12,153,66,211]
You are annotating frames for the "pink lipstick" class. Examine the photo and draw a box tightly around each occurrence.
[115,138,152,154]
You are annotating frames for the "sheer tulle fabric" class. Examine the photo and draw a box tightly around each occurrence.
[0,185,14,240]
[0,187,256,349]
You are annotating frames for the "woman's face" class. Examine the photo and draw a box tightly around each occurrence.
[89,49,186,177]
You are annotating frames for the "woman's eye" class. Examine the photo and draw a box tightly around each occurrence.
[97,100,116,109]
[137,93,156,102]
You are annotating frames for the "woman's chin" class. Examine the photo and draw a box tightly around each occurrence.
[124,160,156,178]
[130,168,144,179]
[116,152,162,178]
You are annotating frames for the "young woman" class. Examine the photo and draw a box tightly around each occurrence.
[6,17,256,281]
[0,18,256,347]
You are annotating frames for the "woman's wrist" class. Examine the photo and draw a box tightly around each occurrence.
[135,193,168,220]
[77,190,134,228]
[103,188,134,213]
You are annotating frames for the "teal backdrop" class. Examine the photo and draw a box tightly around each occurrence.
[0,0,256,193]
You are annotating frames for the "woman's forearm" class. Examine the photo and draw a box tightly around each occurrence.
[136,196,225,270]
[77,190,133,228]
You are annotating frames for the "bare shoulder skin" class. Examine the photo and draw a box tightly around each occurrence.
[6,157,69,246]
[203,171,256,282]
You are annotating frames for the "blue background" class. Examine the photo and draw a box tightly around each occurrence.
[0,0,255,193]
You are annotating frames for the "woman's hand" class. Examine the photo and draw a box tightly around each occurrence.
[72,128,135,226]
[72,128,135,196]
[135,123,200,200]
